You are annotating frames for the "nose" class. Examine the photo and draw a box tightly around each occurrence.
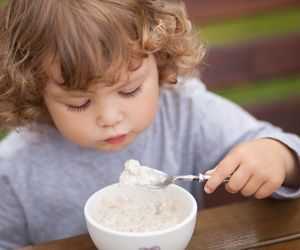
[96,103,124,128]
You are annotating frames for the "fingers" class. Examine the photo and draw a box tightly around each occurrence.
[204,153,241,194]
[205,164,283,198]
[225,164,252,194]
[238,173,264,197]
[254,178,283,199]
[204,140,287,197]
[231,160,284,198]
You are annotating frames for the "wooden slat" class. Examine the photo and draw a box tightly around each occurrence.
[190,199,300,250]
[257,238,300,250]
[203,185,249,208]
[186,0,300,24]
[16,235,97,250]
[0,5,4,17]
[200,32,300,90]
[246,96,300,135]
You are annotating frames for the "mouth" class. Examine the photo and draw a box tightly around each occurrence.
[104,134,127,144]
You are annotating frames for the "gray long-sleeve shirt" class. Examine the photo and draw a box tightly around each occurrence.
[1,78,300,249]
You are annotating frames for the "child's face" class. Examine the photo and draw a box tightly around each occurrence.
[43,55,159,152]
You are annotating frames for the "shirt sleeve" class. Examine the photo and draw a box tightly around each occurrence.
[0,174,31,250]
[184,78,300,199]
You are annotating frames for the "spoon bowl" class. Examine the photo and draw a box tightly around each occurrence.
[119,159,230,189]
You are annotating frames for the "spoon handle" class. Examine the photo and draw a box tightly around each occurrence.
[199,174,231,182]
[173,174,231,183]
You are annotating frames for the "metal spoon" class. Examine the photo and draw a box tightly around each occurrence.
[140,168,231,189]
[119,160,231,189]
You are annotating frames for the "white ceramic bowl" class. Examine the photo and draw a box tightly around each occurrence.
[84,183,197,250]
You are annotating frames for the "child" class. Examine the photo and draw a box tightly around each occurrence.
[0,0,299,249]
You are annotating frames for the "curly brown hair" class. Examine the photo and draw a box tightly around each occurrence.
[0,0,204,131]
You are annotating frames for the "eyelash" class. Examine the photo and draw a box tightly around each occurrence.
[65,86,142,112]
[119,85,142,98]
[66,100,91,112]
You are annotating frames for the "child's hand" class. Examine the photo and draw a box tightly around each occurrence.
[204,138,299,199]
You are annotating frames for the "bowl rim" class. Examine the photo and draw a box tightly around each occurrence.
[84,183,197,237]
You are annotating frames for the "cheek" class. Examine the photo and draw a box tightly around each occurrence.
[130,84,159,130]
[45,103,95,145]
[56,117,95,146]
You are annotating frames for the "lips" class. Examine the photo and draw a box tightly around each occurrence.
[104,134,127,144]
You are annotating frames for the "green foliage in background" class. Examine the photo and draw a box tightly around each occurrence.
[198,8,300,46]
[195,8,300,106]
[217,75,300,106]
[0,131,7,140]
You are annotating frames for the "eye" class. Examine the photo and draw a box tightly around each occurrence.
[119,85,142,98]
[66,100,91,112]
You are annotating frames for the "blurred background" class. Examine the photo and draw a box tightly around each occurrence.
[0,0,299,140]
[189,1,300,100]
[183,0,300,136]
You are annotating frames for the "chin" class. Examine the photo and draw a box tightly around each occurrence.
[95,145,127,152]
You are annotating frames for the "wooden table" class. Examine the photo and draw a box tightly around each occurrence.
[17,198,300,250]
